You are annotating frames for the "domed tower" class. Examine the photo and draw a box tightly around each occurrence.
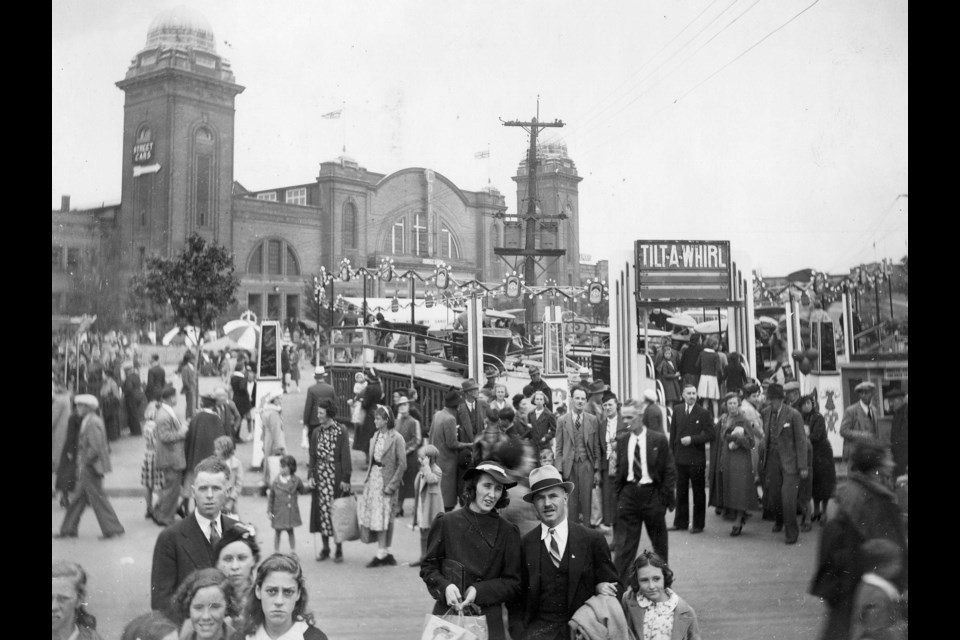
[512,138,583,287]
[115,5,244,275]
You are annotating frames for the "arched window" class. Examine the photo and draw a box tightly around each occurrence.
[412,212,428,256]
[247,239,302,277]
[439,224,461,260]
[343,202,357,249]
[194,127,215,228]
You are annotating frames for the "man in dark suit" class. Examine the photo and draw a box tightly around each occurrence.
[302,364,337,441]
[456,378,486,499]
[761,383,808,545]
[555,386,602,526]
[122,363,146,436]
[509,465,619,640]
[613,398,677,583]
[669,384,715,533]
[146,354,166,402]
[150,456,238,614]
[598,391,628,529]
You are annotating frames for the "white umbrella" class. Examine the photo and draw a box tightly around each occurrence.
[667,315,697,328]
[224,321,259,352]
[161,325,200,346]
[694,319,728,335]
[756,315,779,327]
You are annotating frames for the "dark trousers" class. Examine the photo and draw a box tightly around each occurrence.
[155,467,184,526]
[614,483,668,584]
[60,466,125,537]
[674,463,706,530]
[600,469,618,526]
[566,459,594,525]
[767,461,800,541]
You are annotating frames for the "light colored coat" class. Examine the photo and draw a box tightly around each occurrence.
[364,428,407,494]
[838,401,880,461]
[555,410,602,479]
[154,403,188,471]
[412,461,443,530]
[78,412,112,475]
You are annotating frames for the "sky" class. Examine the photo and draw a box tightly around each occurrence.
[52,0,908,277]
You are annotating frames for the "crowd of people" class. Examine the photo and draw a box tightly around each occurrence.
[53,325,907,640]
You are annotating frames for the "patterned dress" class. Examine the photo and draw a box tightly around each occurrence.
[309,423,339,536]
[357,432,394,532]
[636,589,680,640]
[139,405,164,491]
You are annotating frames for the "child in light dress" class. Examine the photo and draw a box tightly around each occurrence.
[267,454,311,552]
[214,435,243,517]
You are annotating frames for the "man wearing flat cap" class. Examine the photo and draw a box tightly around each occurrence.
[56,395,125,539]
[839,380,880,462]
[302,364,337,441]
[508,465,619,640]
[761,382,808,544]
[430,389,473,511]
[783,380,802,409]
[523,365,553,412]
[888,389,908,477]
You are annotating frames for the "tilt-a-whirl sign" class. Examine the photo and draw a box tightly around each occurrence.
[634,240,738,305]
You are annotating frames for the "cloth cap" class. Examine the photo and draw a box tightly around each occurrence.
[642,389,658,403]
[523,465,574,503]
[314,365,326,377]
[75,394,99,410]
[461,378,480,392]
[528,365,540,374]
[578,367,591,375]
[783,381,801,392]
[766,383,785,400]
[855,381,876,392]
[463,461,517,489]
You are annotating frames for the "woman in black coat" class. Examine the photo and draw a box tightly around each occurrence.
[800,393,836,525]
[421,461,522,640]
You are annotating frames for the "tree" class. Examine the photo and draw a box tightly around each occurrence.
[129,234,240,400]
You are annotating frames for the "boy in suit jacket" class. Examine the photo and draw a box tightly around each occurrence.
[509,465,619,640]
[614,398,677,584]
[555,386,602,526]
[150,456,238,614]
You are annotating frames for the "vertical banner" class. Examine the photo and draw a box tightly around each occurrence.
[467,294,484,385]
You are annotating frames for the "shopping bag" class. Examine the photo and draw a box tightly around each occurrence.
[440,605,487,640]
[331,494,360,543]
[420,613,473,640]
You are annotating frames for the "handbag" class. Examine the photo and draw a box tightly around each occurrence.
[420,611,474,640]
[331,493,360,543]
[440,605,488,640]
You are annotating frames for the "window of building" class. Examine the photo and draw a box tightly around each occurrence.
[343,202,357,249]
[285,187,306,206]
[135,173,153,228]
[413,213,428,256]
[439,227,461,260]
[267,240,282,275]
[267,294,281,320]
[286,294,300,322]
[52,246,64,271]
[286,246,300,276]
[256,192,277,201]
[392,219,405,254]
[248,244,263,274]
[66,248,81,273]
[248,293,262,317]
[194,127,215,228]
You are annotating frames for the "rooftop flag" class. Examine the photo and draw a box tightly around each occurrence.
[474,150,489,159]
[321,110,342,119]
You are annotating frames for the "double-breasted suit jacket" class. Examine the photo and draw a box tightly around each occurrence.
[150,511,238,613]
[510,521,619,637]
[555,411,602,480]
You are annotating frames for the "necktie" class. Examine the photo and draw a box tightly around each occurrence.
[633,440,644,483]
[548,528,561,567]
[575,414,582,430]
[686,405,691,416]
[209,520,220,547]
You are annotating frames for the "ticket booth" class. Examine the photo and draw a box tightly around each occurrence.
[839,355,908,445]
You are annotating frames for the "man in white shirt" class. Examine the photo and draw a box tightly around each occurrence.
[613,399,677,584]
[150,456,238,614]
[509,465,618,640]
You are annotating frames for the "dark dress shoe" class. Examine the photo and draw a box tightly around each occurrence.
[382,554,398,566]
[316,549,331,561]
[730,524,743,537]
[800,522,813,532]
[785,537,798,545]
[365,556,383,568]
[671,525,688,531]
[53,532,78,539]
[99,531,125,540]
[334,551,343,563]
[689,527,704,534]
[772,523,784,533]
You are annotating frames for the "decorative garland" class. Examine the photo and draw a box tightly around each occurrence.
[752,259,897,305]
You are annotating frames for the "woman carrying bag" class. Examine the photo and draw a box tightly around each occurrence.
[308,399,352,563]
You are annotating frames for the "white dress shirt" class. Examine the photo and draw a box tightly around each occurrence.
[539,517,569,559]
[627,429,653,484]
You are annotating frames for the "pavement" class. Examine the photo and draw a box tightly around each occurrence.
[52,364,833,639]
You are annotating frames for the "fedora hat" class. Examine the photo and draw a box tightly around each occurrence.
[313,365,326,377]
[523,465,574,503]
[462,378,480,392]
[783,381,801,393]
[444,389,462,408]
[463,461,517,489]
[766,383,785,400]
[588,380,608,395]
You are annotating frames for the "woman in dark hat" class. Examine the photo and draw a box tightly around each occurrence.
[800,391,836,526]
[420,461,522,640]
[711,392,759,536]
